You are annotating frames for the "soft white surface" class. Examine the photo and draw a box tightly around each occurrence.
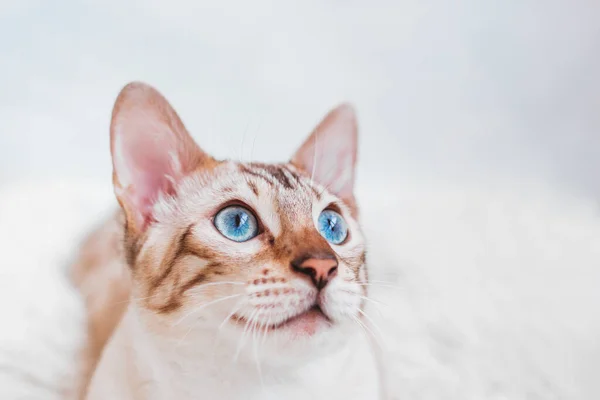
[0,181,112,399]
[361,181,600,399]
[1,179,598,399]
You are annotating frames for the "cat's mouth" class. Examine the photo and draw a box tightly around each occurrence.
[232,305,332,335]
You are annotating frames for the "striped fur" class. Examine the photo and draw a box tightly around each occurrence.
[71,82,376,400]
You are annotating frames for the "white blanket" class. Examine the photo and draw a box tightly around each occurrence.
[1,179,598,399]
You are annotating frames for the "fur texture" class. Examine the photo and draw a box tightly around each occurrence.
[73,83,381,399]
[1,178,599,399]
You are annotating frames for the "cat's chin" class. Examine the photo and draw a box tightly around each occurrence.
[227,313,353,369]
[276,305,333,336]
[232,305,333,338]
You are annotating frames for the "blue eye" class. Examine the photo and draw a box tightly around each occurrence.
[317,209,348,245]
[214,206,259,242]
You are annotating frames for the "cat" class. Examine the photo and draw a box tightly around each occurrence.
[72,82,383,399]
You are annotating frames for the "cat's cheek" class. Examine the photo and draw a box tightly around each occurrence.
[319,285,361,323]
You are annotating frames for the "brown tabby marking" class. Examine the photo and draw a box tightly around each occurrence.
[250,163,294,189]
[246,180,260,196]
[70,214,131,399]
[71,82,366,399]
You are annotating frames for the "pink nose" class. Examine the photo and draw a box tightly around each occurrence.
[291,257,338,290]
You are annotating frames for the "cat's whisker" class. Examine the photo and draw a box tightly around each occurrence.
[122,281,246,308]
[239,309,260,361]
[175,323,195,348]
[230,308,250,365]
[176,295,244,349]
[172,294,244,327]
[261,315,271,346]
[249,120,261,161]
[351,315,383,353]
[310,129,319,186]
[356,308,387,347]
[233,308,258,364]
[217,301,245,333]
[239,119,250,161]
[356,282,400,290]
[315,162,342,198]
[368,280,402,286]
[308,148,338,199]
[351,314,372,340]
[366,301,387,319]
[209,299,246,363]
[221,131,238,161]
[340,290,389,308]
[259,314,272,390]
[251,310,266,389]
[231,309,250,364]
[343,293,387,319]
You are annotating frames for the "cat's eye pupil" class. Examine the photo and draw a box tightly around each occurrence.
[214,205,259,242]
[328,217,337,230]
[234,213,244,227]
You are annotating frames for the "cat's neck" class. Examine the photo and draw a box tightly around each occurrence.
[87,306,382,400]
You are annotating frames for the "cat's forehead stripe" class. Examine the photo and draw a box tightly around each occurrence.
[249,163,294,189]
[239,163,312,192]
[246,180,259,196]
[239,165,278,187]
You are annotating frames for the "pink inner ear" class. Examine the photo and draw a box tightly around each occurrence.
[113,121,183,230]
[325,147,354,197]
[110,82,209,233]
[312,143,354,199]
[291,104,358,200]
[134,171,174,226]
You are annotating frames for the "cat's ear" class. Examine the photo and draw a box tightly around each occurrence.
[110,82,213,233]
[291,103,358,203]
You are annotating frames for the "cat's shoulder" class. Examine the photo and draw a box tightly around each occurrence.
[70,210,131,399]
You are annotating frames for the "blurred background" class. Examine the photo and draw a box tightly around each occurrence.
[1,0,599,197]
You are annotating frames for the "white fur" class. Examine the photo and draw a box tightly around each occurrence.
[1,178,599,398]
[87,306,380,400]
[85,165,378,399]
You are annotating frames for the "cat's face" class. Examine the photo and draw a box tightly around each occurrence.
[110,82,367,364]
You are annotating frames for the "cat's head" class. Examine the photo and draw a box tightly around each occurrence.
[111,82,367,365]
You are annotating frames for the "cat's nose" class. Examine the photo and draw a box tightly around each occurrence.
[291,254,338,290]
